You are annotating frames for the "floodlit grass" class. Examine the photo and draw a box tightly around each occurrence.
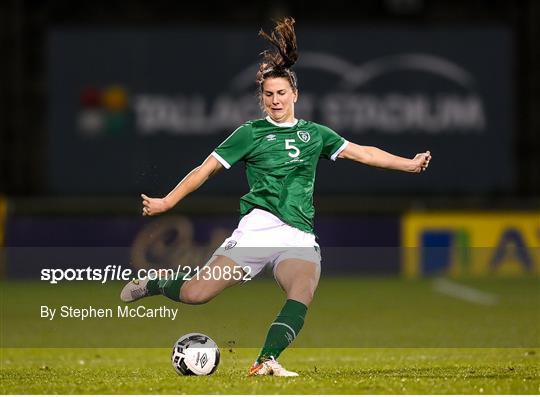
[1,347,538,394]
[1,277,539,393]
[1,278,539,348]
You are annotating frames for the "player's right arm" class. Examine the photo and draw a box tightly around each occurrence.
[141,123,254,216]
[141,155,223,216]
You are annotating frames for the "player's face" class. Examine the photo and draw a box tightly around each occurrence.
[262,77,298,123]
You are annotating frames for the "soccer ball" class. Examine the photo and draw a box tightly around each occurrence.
[171,333,220,376]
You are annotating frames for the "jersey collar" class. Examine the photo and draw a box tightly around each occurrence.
[265,116,299,128]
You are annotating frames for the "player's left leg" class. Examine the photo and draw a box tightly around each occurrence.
[273,258,321,305]
[250,258,320,376]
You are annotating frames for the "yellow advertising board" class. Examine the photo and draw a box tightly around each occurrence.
[402,211,540,278]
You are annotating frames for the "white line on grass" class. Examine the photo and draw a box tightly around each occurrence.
[432,278,500,306]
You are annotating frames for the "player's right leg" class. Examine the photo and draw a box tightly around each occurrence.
[179,255,244,304]
[120,255,244,304]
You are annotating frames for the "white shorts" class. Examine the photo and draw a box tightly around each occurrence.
[212,208,321,279]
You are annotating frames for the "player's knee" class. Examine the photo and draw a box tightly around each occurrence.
[180,284,214,305]
[292,280,318,305]
[303,291,315,306]
[288,288,315,306]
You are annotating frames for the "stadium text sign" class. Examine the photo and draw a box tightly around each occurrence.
[49,27,514,194]
[402,212,540,278]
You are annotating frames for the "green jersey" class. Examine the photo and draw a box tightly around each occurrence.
[212,117,348,234]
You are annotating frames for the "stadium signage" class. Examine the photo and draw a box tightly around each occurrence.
[49,27,514,194]
[402,212,540,278]
[124,52,486,136]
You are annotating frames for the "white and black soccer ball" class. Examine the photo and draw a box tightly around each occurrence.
[171,333,220,376]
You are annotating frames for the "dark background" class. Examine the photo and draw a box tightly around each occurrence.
[1,0,539,213]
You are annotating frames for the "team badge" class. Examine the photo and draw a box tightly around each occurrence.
[297,131,310,143]
[224,240,237,250]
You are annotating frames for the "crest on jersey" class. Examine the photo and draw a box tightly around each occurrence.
[297,131,310,143]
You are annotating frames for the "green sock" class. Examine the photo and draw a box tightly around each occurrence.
[146,271,188,302]
[257,299,307,363]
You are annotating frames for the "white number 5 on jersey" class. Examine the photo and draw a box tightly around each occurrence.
[285,139,300,158]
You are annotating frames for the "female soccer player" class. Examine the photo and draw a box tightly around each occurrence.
[121,17,431,377]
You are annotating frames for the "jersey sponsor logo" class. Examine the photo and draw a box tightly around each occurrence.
[265,134,276,141]
[297,131,310,143]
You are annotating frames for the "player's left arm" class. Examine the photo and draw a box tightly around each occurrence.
[338,142,431,173]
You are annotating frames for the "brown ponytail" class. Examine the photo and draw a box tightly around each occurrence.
[256,17,299,90]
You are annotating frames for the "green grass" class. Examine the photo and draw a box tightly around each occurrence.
[1,347,539,394]
[1,278,539,348]
[1,277,539,393]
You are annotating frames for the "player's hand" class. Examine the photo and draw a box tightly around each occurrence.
[141,193,170,216]
[410,151,431,173]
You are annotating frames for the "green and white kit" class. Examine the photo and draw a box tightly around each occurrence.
[212,116,348,233]
[210,116,348,272]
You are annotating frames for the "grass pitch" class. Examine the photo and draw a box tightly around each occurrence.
[1,277,539,393]
[1,347,539,394]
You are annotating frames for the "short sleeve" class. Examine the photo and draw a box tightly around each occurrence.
[211,123,254,169]
[317,123,349,161]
